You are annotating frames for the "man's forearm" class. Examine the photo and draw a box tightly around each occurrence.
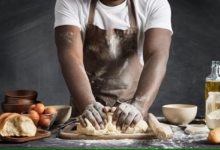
[59,53,96,113]
[131,52,168,116]
[55,26,96,114]
[131,28,171,116]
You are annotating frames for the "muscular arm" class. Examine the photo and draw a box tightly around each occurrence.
[112,28,171,131]
[131,28,172,116]
[55,25,95,113]
[55,26,110,130]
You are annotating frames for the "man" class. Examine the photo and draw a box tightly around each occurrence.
[54,0,172,131]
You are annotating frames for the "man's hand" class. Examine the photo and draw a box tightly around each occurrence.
[112,103,142,131]
[78,102,110,130]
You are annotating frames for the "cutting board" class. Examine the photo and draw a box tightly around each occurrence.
[0,128,51,142]
[59,122,172,139]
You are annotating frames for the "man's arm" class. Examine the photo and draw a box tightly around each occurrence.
[55,25,108,129]
[112,28,171,131]
[132,28,171,115]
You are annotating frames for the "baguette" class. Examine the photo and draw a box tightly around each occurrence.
[0,113,37,137]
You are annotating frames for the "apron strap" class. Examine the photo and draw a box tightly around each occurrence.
[88,0,98,24]
[87,0,137,29]
[127,0,137,29]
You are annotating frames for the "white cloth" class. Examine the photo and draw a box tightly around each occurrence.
[55,0,173,65]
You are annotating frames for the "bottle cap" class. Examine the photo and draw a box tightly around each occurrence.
[212,61,219,67]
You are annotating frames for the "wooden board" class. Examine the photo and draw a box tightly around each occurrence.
[59,122,173,139]
[0,128,51,142]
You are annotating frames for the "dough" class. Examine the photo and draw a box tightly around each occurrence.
[77,112,148,135]
[122,120,148,134]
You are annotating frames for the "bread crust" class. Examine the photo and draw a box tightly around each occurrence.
[207,126,220,143]
[1,113,20,127]
[0,113,37,137]
[0,113,19,130]
[0,113,11,125]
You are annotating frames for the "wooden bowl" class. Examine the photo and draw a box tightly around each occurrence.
[1,101,41,113]
[49,105,72,125]
[162,104,197,125]
[5,90,38,100]
[4,98,36,104]
[4,96,35,101]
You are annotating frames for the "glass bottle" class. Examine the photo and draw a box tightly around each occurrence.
[206,92,220,130]
[205,61,220,119]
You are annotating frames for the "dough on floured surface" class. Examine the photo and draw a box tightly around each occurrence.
[77,112,148,135]
[122,119,148,134]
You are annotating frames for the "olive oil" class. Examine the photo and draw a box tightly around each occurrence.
[205,81,220,112]
[205,61,220,119]
[205,81,220,100]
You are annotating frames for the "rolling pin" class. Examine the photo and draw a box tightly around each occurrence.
[147,113,173,139]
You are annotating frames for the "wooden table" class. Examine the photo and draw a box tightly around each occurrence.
[0,117,218,149]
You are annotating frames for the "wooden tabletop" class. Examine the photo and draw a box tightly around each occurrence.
[0,117,218,149]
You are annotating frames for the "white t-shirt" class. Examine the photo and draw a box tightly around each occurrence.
[55,0,173,65]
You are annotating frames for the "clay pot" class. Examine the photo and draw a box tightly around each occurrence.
[1,101,41,113]
[5,90,38,100]
[5,98,36,104]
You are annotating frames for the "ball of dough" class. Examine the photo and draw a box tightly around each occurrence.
[77,112,148,135]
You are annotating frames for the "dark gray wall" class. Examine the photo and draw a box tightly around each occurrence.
[0,0,219,116]
[150,0,220,116]
[0,0,70,112]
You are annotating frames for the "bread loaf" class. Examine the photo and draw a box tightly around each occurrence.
[207,126,220,143]
[0,113,11,124]
[0,113,37,137]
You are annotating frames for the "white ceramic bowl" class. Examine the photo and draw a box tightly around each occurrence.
[49,105,72,125]
[162,104,197,125]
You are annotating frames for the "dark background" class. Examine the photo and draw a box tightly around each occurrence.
[0,0,219,116]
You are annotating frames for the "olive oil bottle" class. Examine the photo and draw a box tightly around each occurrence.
[205,61,220,119]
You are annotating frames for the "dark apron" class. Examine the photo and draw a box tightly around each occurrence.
[70,0,143,117]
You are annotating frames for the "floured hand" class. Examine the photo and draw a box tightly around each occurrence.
[111,103,142,131]
[78,102,111,130]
